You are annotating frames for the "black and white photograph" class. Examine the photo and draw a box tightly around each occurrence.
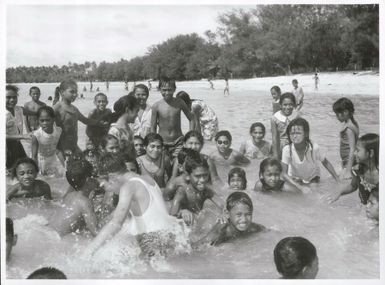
[2,0,382,282]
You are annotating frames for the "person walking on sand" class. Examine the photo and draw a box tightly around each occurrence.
[208,79,214,90]
[224,78,230,96]
[313,73,319,91]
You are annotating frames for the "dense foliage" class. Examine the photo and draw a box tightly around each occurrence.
[6,5,378,83]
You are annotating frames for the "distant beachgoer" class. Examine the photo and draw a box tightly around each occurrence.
[332,98,359,179]
[175,91,218,141]
[124,80,129,91]
[239,122,272,160]
[96,87,100,92]
[224,78,230,96]
[150,78,195,158]
[366,188,379,222]
[27,267,67,279]
[105,81,109,92]
[148,80,152,90]
[270,86,281,114]
[292,79,304,111]
[24,86,46,132]
[313,73,319,90]
[208,79,214,90]
[53,86,60,106]
[90,80,93,92]
[274,237,318,279]
[83,86,87,92]
[48,96,53,101]
[129,84,152,138]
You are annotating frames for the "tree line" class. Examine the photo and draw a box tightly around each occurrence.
[6,4,378,83]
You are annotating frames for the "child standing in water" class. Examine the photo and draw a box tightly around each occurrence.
[270,86,281,114]
[333,97,359,179]
[151,78,195,158]
[129,84,152,138]
[329,133,378,205]
[31,106,65,177]
[176,91,219,141]
[54,79,103,154]
[195,192,265,246]
[274,237,318,279]
[240,122,272,160]
[281,118,339,189]
[271,93,299,159]
[24,86,46,132]
[292,79,304,111]
[228,167,247,191]
[7,158,52,200]
[86,93,112,148]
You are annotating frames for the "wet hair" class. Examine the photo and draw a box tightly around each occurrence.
[98,153,127,175]
[37,106,55,119]
[286,118,314,162]
[259,158,282,179]
[184,154,209,174]
[29,86,41,94]
[27,267,67,279]
[215,130,232,143]
[124,154,141,174]
[225,191,253,211]
[134,84,149,96]
[133,135,144,143]
[177,147,201,165]
[184,130,204,146]
[6,217,14,237]
[6,85,19,94]
[100,134,119,150]
[249,122,266,136]
[175,91,192,109]
[332,97,358,128]
[279,92,296,106]
[144,132,163,146]
[159,77,176,89]
[12,157,39,179]
[292,79,298,84]
[274,237,317,279]
[111,95,139,122]
[94,92,107,101]
[48,96,53,101]
[59,79,77,92]
[358,133,379,169]
[270,86,281,96]
[228,167,247,189]
[66,159,93,190]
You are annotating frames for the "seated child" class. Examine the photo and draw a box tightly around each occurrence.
[195,191,265,246]
[209,130,250,167]
[329,133,378,205]
[228,167,247,191]
[7,158,52,201]
[49,158,99,237]
[6,217,18,261]
[366,188,379,222]
[27,267,67,279]
[169,154,221,225]
[86,93,112,148]
[274,236,318,279]
[254,158,299,193]
[239,122,272,160]
[133,135,146,157]
[24,86,46,132]
[281,118,339,192]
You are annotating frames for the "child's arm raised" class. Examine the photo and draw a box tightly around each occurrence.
[150,104,159,133]
[322,158,340,182]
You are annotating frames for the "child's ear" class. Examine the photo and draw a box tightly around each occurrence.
[13,234,18,246]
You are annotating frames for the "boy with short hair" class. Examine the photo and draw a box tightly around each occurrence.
[49,158,99,237]
[6,217,18,261]
[292,79,304,111]
[24,86,46,132]
[86,93,112,148]
[150,78,195,158]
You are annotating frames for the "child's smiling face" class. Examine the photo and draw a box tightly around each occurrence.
[30,89,41,102]
[216,135,231,154]
[61,85,78,103]
[281,98,294,116]
[229,174,245,190]
[16,163,37,188]
[94,95,108,111]
[262,165,281,188]
[251,126,264,143]
[6,90,18,110]
[160,84,175,100]
[189,166,209,192]
[184,136,202,152]
[228,202,252,232]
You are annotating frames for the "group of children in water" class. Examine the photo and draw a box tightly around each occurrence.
[5,77,379,279]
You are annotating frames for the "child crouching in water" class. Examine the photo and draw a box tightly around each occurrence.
[281,118,339,192]
[194,191,266,246]
[274,237,318,279]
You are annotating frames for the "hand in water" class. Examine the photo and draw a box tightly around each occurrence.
[325,192,341,204]
[180,209,194,226]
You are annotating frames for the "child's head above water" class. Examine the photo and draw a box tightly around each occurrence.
[228,167,247,190]
[184,130,204,152]
[144,133,164,160]
[286,117,311,146]
[27,267,67,279]
[6,217,17,261]
[176,91,192,109]
[274,236,318,279]
[37,106,55,133]
[225,191,253,232]
[29,86,41,101]
[215,130,232,153]
[249,122,266,142]
[66,159,93,191]
[94,93,108,111]
[270,86,281,101]
[100,134,120,154]
[184,154,209,192]
[366,188,379,221]
[279,93,296,116]
[356,133,379,169]
[332,97,358,127]
[12,157,39,185]
[133,135,145,156]
[259,158,282,189]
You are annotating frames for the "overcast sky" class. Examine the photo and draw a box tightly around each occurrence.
[6,5,254,67]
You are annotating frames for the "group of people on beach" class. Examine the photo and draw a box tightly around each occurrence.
[5,76,379,279]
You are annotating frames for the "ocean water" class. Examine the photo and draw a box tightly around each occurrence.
[6,80,379,279]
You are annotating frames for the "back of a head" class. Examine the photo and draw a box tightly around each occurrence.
[177,147,201,165]
[112,95,138,122]
[66,158,92,190]
[184,152,208,174]
[226,191,253,211]
[359,133,379,168]
[332,97,354,114]
[99,152,127,175]
[175,91,191,108]
[274,237,317,279]
[27,267,67,279]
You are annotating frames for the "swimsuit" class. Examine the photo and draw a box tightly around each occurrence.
[340,120,359,167]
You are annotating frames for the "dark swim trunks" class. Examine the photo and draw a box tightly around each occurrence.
[163,136,184,158]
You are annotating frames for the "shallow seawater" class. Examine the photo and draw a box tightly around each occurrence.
[7,81,379,279]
